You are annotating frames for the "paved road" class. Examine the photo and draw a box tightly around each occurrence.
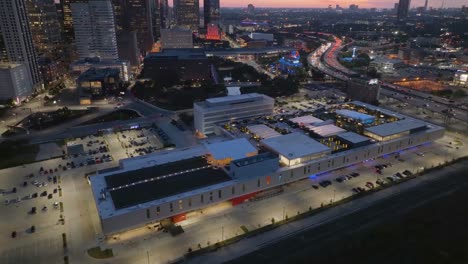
[313,35,468,123]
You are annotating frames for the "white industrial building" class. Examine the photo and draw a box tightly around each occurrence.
[0,64,33,101]
[194,93,275,135]
[90,101,445,235]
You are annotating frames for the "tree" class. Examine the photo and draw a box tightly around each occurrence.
[367,68,381,79]
[311,69,325,81]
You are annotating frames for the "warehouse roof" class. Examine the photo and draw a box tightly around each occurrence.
[306,124,346,137]
[289,115,323,125]
[261,132,330,160]
[337,132,371,144]
[365,119,427,137]
[247,124,281,139]
[205,138,257,160]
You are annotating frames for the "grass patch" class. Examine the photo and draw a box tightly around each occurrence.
[81,109,141,126]
[0,140,40,169]
[240,225,249,234]
[20,107,91,130]
[87,246,114,259]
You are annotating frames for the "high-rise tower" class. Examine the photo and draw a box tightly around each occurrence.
[59,0,76,43]
[174,0,199,30]
[112,0,154,55]
[204,0,220,26]
[159,0,169,29]
[0,0,42,87]
[71,0,118,60]
[25,0,62,58]
[397,0,411,19]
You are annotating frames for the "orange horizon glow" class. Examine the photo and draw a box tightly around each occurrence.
[170,0,466,9]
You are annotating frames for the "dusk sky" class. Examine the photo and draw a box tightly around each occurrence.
[215,0,465,8]
[55,0,465,9]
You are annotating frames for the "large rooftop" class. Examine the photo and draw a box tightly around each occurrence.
[335,109,375,123]
[205,93,265,107]
[337,132,371,144]
[289,115,323,125]
[365,119,428,137]
[306,124,346,137]
[145,49,206,60]
[105,156,208,188]
[247,124,281,139]
[261,132,330,160]
[205,138,257,160]
[77,68,120,82]
[110,166,230,209]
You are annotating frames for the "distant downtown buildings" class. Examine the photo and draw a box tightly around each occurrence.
[25,0,62,58]
[204,0,220,26]
[0,0,222,100]
[0,0,41,96]
[397,0,411,19]
[174,0,200,30]
[71,0,118,60]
